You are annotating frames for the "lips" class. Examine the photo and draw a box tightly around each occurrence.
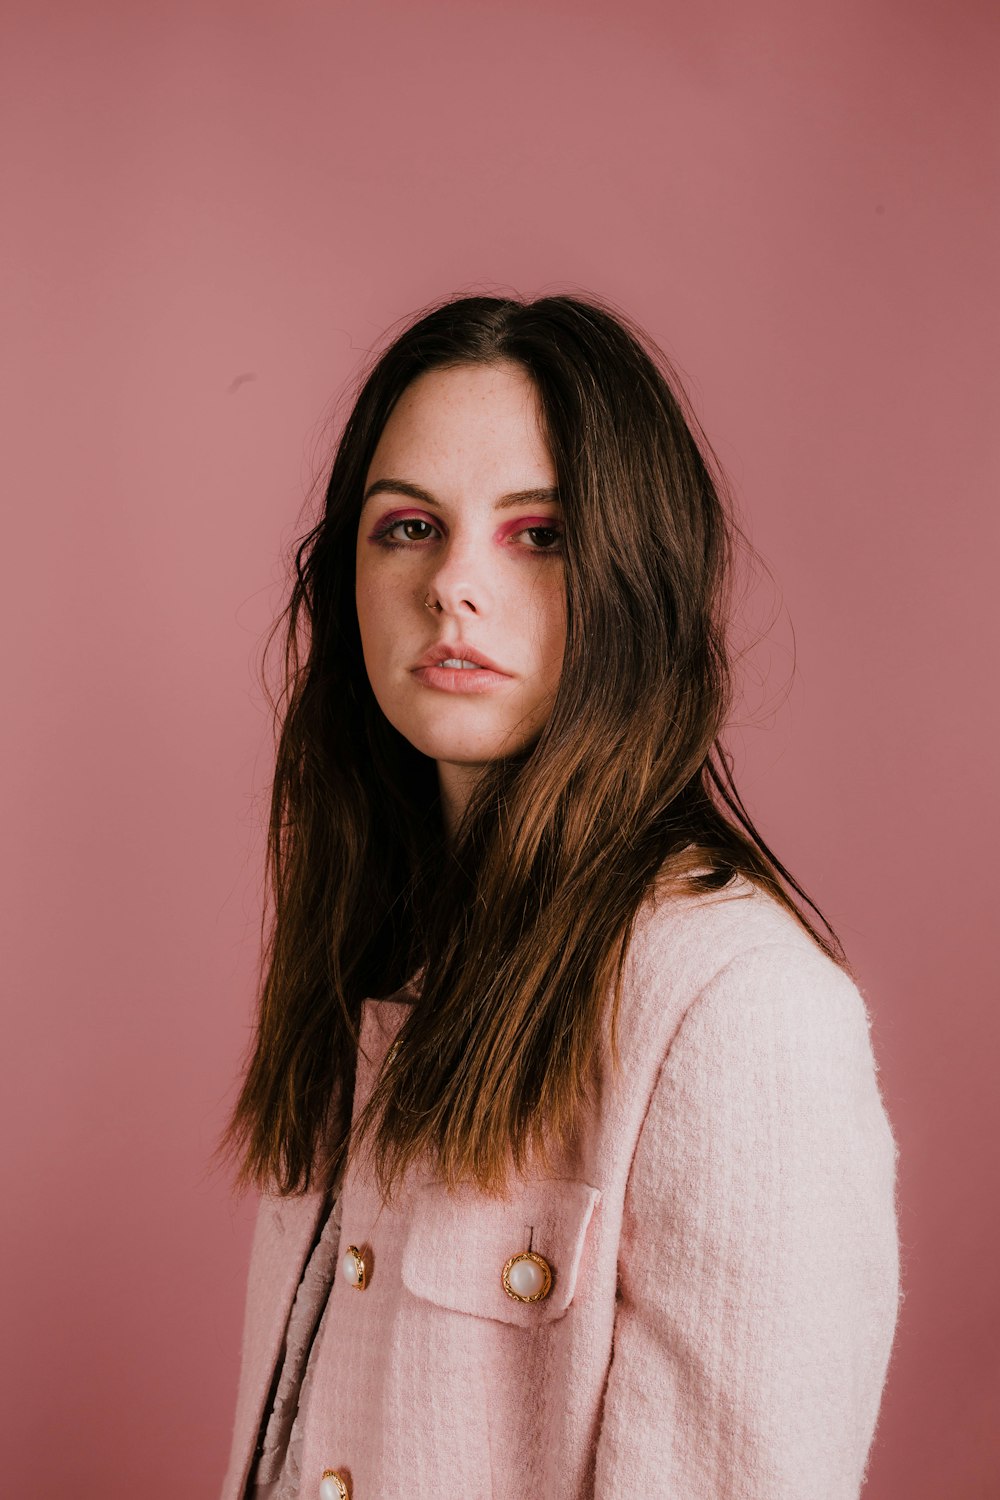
[413,640,508,674]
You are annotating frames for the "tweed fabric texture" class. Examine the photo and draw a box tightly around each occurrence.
[220,876,901,1500]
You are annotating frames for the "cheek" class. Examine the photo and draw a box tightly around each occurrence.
[355,547,393,629]
[355,563,391,678]
[537,581,567,677]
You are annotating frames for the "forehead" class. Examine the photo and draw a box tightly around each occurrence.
[365,361,555,489]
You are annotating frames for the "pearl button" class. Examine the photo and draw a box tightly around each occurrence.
[341,1245,367,1289]
[320,1470,349,1500]
[509,1256,544,1297]
[502,1250,553,1302]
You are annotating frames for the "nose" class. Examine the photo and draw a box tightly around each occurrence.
[423,528,494,617]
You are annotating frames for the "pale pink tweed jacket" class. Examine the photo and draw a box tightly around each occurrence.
[220,875,901,1500]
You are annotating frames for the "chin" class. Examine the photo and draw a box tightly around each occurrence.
[407,729,520,764]
[387,710,530,765]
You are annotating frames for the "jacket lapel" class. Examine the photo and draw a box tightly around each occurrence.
[222,1186,326,1500]
[223,991,416,1500]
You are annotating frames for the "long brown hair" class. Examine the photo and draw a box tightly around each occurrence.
[220,290,848,1205]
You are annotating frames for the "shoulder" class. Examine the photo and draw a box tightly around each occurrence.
[611,869,891,1125]
[616,869,849,1045]
[631,865,826,978]
[618,875,899,1238]
[618,872,898,1179]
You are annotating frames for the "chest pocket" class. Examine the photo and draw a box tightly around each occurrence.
[399,1177,601,1326]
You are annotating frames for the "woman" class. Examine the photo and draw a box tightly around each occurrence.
[218,293,901,1500]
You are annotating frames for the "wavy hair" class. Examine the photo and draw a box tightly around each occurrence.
[220,291,848,1204]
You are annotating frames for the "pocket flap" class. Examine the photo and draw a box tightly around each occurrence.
[400,1177,601,1325]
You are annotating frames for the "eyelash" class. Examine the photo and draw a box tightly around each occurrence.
[370,517,564,553]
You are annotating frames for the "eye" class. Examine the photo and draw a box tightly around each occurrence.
[373,516,439,545]
[518,525,563,552]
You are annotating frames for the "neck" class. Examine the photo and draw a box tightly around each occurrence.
[436,760,485,842]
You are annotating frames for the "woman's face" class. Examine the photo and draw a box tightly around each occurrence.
[356,359,566,825]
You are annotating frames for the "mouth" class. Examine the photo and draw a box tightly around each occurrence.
[410,640,513,694]
[410,662,513,694]
[413,641,508,673]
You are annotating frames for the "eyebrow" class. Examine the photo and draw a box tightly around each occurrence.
[361,478,560,510]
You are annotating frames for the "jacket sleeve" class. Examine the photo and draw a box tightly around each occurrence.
[592,940,901,1499]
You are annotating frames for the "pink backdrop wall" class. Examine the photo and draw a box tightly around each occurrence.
[2,2,997,1495]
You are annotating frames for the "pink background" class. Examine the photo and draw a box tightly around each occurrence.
[2,2,997,1495]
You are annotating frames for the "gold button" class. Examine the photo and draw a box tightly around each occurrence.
[341,1244,368,1290]
[320,1469,350,1500]
[502,1249,553,1302]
